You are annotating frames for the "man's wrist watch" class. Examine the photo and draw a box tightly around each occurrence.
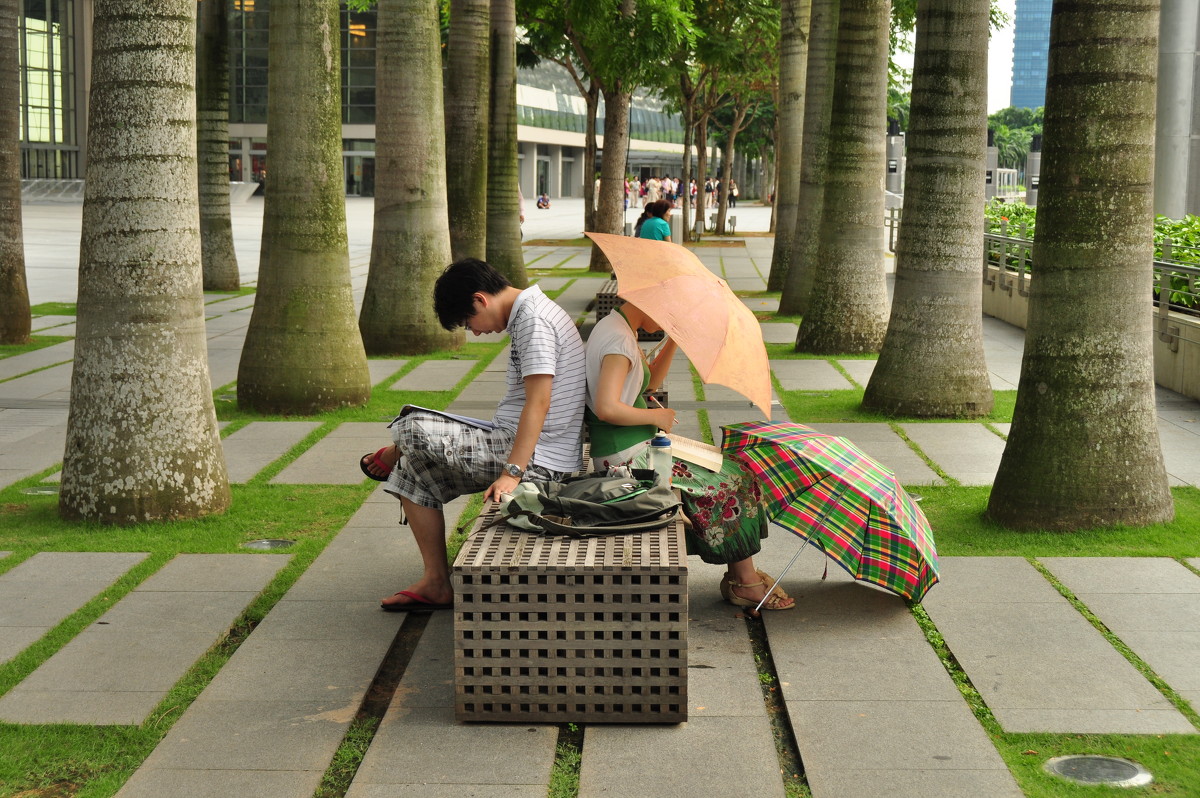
[502,463,525,479]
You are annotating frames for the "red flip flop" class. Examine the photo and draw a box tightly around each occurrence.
[380,590,454,612]
[360,446,392,482]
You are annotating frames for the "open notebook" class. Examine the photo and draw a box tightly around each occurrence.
[668,433,725,472]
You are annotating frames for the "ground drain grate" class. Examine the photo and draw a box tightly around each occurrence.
[242,538,295,550]
[1043,755,1152,787]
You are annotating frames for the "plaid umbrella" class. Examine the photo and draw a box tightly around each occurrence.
[721,420,940,603]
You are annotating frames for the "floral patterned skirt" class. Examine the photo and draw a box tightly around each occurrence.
[625,450,769,565]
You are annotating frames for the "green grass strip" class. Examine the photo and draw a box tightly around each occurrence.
[916,486,1200,558]
[548,724,584,798]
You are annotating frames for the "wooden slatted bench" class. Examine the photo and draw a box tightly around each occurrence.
[451,500,688,724]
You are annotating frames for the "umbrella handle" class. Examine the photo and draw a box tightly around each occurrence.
[753,532,814,615]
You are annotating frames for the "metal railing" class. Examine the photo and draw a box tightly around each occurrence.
[981,223,1200,349]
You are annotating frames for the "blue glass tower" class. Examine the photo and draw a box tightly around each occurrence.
[1010,0,1053,109]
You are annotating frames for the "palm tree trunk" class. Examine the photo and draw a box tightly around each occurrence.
[587,87,632,271]
[794,0,889,354]
[582,80,599,234]
[60,0,230,524]
[715,104,747,235]
[359,0,463,355]
[694,115,709,233]
[197,0,240,292]
[0,0,30,345]
[862,0,992,417]
[988,0,1172,529]
[237,0,370,414]
[445,0,489,261]
[779,0,838,316]
[767,0,811,291]
[485,0,526,285]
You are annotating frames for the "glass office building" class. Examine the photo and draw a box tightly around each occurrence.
[1009,0,1052,109]
[17,0,81,179]
[17,1,689,196]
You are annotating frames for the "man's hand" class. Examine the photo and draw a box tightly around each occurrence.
[485,472,521,503]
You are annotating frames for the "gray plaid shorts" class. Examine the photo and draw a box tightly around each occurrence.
[383,411,566,509]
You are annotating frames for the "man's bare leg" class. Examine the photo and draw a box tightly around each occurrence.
[381,497,455,608]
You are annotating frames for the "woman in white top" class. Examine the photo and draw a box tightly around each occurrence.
[585,302,795,611]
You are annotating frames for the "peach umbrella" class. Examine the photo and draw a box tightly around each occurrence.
[586,232,772,419]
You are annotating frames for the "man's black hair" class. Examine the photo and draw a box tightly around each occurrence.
[433,258,512,330]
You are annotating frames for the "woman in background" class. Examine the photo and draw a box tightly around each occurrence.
[635,199,672,241]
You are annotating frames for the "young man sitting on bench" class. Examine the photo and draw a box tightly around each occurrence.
[361,258,587,611]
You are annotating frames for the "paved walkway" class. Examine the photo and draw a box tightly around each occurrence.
[2,200,1199,797]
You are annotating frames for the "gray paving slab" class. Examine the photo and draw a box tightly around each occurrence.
[1040,557,1200,710]
[118,520,414,795]
[390,359,476,391]
[921,557,1194,734]
[805,423,944,486]
[205,348,243,391]
[271,421,384,484]
[760,322,798,344]
[0,340,74,381]
[116,768,321,798]
[835,358,876,388]
[579,716,784,798]
[728,277,766,292]
[771,359,857,391]
[742,296,780,313]
[749,542,1020,798]
[483,343,510,371]
[367,358,408,386]
[531,276,570,292]
[557,275,607,318]
[0,361,72,400]
[1160,418,1200,488]
[349,615,558,795]
[220,421,320,483]
[0,552,148,664]
[29,314,74,332]
[900,423,1005,486]
[577,564,783,798]
[0,554,289,724]
[0,422,67,489]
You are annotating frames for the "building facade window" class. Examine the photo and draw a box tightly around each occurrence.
[1009,0,1051,109]
[19,0,78,178]
[230,1,376,125]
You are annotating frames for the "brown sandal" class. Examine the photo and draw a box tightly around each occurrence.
[720,575,795,611]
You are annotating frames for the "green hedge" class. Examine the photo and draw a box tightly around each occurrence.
[982,202,1200,310]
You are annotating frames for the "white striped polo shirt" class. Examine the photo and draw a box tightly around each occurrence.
[491,284,587,473]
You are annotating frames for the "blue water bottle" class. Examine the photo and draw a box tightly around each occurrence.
[649,432,673,485]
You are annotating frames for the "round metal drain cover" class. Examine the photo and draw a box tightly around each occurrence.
[242,538,295,550]
[20,485,59,495]
[1044,755,1152,787]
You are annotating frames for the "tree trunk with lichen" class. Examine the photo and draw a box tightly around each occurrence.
[767,0,811,291]
[779,0,838,316]
[485,0,526,285]
[794,0,890,353]
[237,0,370,413]
[445,0,489,261]
[862,0,993,417]
[0,0,30,345]
[987,0,1173,530]
[588,87,631,272]
[197,0,240,292]
[359,0,463,355]
[60,0,230,524]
